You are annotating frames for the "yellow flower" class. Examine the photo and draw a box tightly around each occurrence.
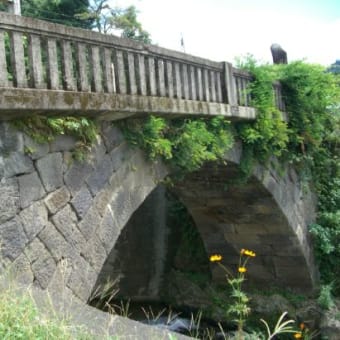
[294,332,302,339]
[209,254,222,262]
[238,266,247,273]
[241,249,256,257]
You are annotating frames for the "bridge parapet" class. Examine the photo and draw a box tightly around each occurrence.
[0,12,284,120]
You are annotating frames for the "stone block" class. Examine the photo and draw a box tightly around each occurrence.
[110,142,133,172]
[44,186,71,214]
[10,253,34,286]
[0,217,28,261]
[109,187,132,229]
[82,235,107,273]
[49,135,77,152]
[93,189,111,217]
[18,171,46,209]
[70,186,93,219]
[3,152,34,178]
[101,123,124,152]
[78,206,101,240]
[24,238,56,289]
[97,209,120,253]
[64,160,94,196]
[47,260,73,292]
[51,204,86,253]
[23,135,49,160]
[19,201,48,241]
[36,152,63,192]
[0,177,19,224]
[88,138,106,167]
[0,122,24,154]
[86,154,113,196]
[39,222,74,261]
[67,254,97,301]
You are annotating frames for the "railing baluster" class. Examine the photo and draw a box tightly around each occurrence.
[157,59,166,97]
[46,38,59,90]
[197,68,203,101]
[28,34,45,89]
[114,50,127,94]
[182,64,190,100]
[103,48,115,93]
[127,52,137,95]
[174,62,182,99]
[10,31,27,88]
[61,40,76,91]
[165,60,174,98]
[216,72,222,103]
[210,70,216,102]
[189,65,196,100]
[76,42,90,92]
[147,56,157,96]
[0,30,8,87]
[223,62,237,106]
[203,69,210,102]
[136,54,146,95]
[90,45,102,92]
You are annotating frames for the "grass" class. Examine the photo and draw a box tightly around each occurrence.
[0,283,91,339]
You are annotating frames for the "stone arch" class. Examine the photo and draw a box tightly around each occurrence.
[0,122,317,306]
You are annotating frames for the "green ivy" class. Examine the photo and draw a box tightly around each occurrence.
[237,57,340,293]
[235,58,289,177]
[119,115,234,175]
[12,116,99,160]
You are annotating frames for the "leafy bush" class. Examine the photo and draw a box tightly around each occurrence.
[120,115,234,174]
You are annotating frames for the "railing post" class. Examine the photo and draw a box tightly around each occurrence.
[223,62,237,106]
[28,34,45,89]
[0,30,8,87]
[10,31,27,88]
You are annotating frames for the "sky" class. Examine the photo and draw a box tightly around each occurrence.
[110,0,340,66]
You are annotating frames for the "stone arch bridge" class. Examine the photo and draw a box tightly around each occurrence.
[0,12,317,305]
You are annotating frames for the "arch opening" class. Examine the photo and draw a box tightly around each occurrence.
[91,183,211,309]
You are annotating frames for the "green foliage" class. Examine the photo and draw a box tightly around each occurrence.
[12,116,98,160]
[317,284,335,310]
[83,1,151,42]
[260,311,297,340]
[168,193,209,276]
[235,57,289,177]
[120,115,234,175]
[237,57,340,295]
[111,5,151,43]
[0,287,90,339]
[21,0,93,28]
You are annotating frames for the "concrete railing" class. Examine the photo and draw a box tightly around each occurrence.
[0,11,285,113]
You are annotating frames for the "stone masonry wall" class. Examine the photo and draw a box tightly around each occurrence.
[0,122,167,301]
[0,121,318,303]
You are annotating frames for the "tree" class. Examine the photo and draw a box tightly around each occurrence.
[328,60,340,74]
[21,0,93,29]
[111,5,151,43]
[85,1,151,43]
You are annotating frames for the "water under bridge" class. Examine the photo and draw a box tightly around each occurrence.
[0,11,317,309]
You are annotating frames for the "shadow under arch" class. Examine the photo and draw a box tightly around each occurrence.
[173,147,318,291]
[92,183,211,303]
